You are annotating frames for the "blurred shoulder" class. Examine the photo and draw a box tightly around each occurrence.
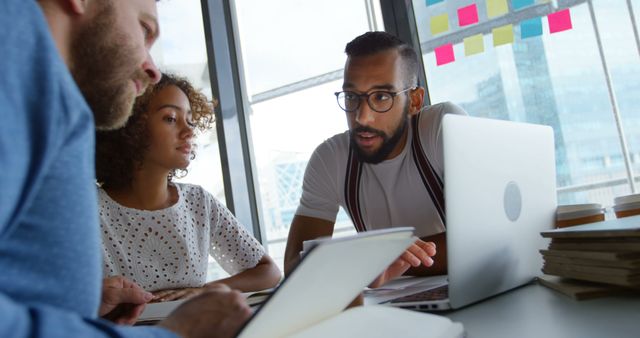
[423,101,467,119]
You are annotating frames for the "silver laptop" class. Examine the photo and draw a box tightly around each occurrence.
[379,114,557,311]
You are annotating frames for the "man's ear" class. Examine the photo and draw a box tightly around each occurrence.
[66,0,89,15]
[408,86,426,116]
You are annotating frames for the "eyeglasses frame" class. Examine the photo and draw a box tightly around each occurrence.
[334,87,416,113]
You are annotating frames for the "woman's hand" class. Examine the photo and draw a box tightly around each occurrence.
[152,287,206,303]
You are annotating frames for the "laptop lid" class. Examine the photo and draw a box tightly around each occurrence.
[443,114,556,308]
[236,227,415,338]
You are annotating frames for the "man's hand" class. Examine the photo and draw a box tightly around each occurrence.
[369,239,436,288]
[100,276,153,325]
[159,284,252,338]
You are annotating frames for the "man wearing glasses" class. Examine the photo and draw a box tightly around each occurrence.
[284,31,466,285]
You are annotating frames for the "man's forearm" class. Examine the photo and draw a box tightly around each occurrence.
[283,250,301,277]
[284,255,300,276]
[284,215,336,276]
[283,222,304,276]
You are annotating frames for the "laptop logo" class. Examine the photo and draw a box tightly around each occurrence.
[504,181,522,222]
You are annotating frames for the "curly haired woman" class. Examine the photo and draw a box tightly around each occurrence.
[96,73,281,302]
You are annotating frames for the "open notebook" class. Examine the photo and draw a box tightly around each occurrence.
[139,228,464,337]
[236,227,463,338]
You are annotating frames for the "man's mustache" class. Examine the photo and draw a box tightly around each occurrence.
[351,125,385,137]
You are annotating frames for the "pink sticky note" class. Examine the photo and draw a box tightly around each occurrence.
[458,4,479,27]
[434,44,455,66]
[548,9,573,34]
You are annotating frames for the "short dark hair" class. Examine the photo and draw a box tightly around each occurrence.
[345,31,419,87]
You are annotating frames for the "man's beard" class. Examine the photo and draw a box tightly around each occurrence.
[70,2,148,130]
[350,107,409,164]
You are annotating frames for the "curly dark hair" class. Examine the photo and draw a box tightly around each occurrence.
[96,72,217,189]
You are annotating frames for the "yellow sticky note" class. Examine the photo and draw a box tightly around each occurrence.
[464,34,484,56]
[493,24,514,46]
[487,0,508,18]
[430,14,449,35]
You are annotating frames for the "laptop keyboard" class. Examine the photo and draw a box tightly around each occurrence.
[389,284,449,303]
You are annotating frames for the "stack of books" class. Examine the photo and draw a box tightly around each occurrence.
[540,215,640,289]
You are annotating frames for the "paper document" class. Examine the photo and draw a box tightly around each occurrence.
[363,275,448,305]
[137,287,276,323]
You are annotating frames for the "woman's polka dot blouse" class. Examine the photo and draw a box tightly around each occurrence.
[99,183,265,291]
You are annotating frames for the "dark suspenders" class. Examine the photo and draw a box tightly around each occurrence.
[344,113,446,232]
[344,146,367,232]
[409,114,446,226]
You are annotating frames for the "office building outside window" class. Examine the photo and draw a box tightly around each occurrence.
[233,0,385,270]
[413,0,639,208]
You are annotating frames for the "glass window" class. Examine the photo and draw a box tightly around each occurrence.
[412,0,639,208]
[621,0,640,186]
[153,0,227,281]
[234,0,383,270]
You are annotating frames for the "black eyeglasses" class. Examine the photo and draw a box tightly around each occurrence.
[334,87,414,113]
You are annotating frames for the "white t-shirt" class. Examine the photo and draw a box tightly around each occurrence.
[99,183,265,291]
[296,102,466,238]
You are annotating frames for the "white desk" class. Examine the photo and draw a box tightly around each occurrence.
[443,282,640,338]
